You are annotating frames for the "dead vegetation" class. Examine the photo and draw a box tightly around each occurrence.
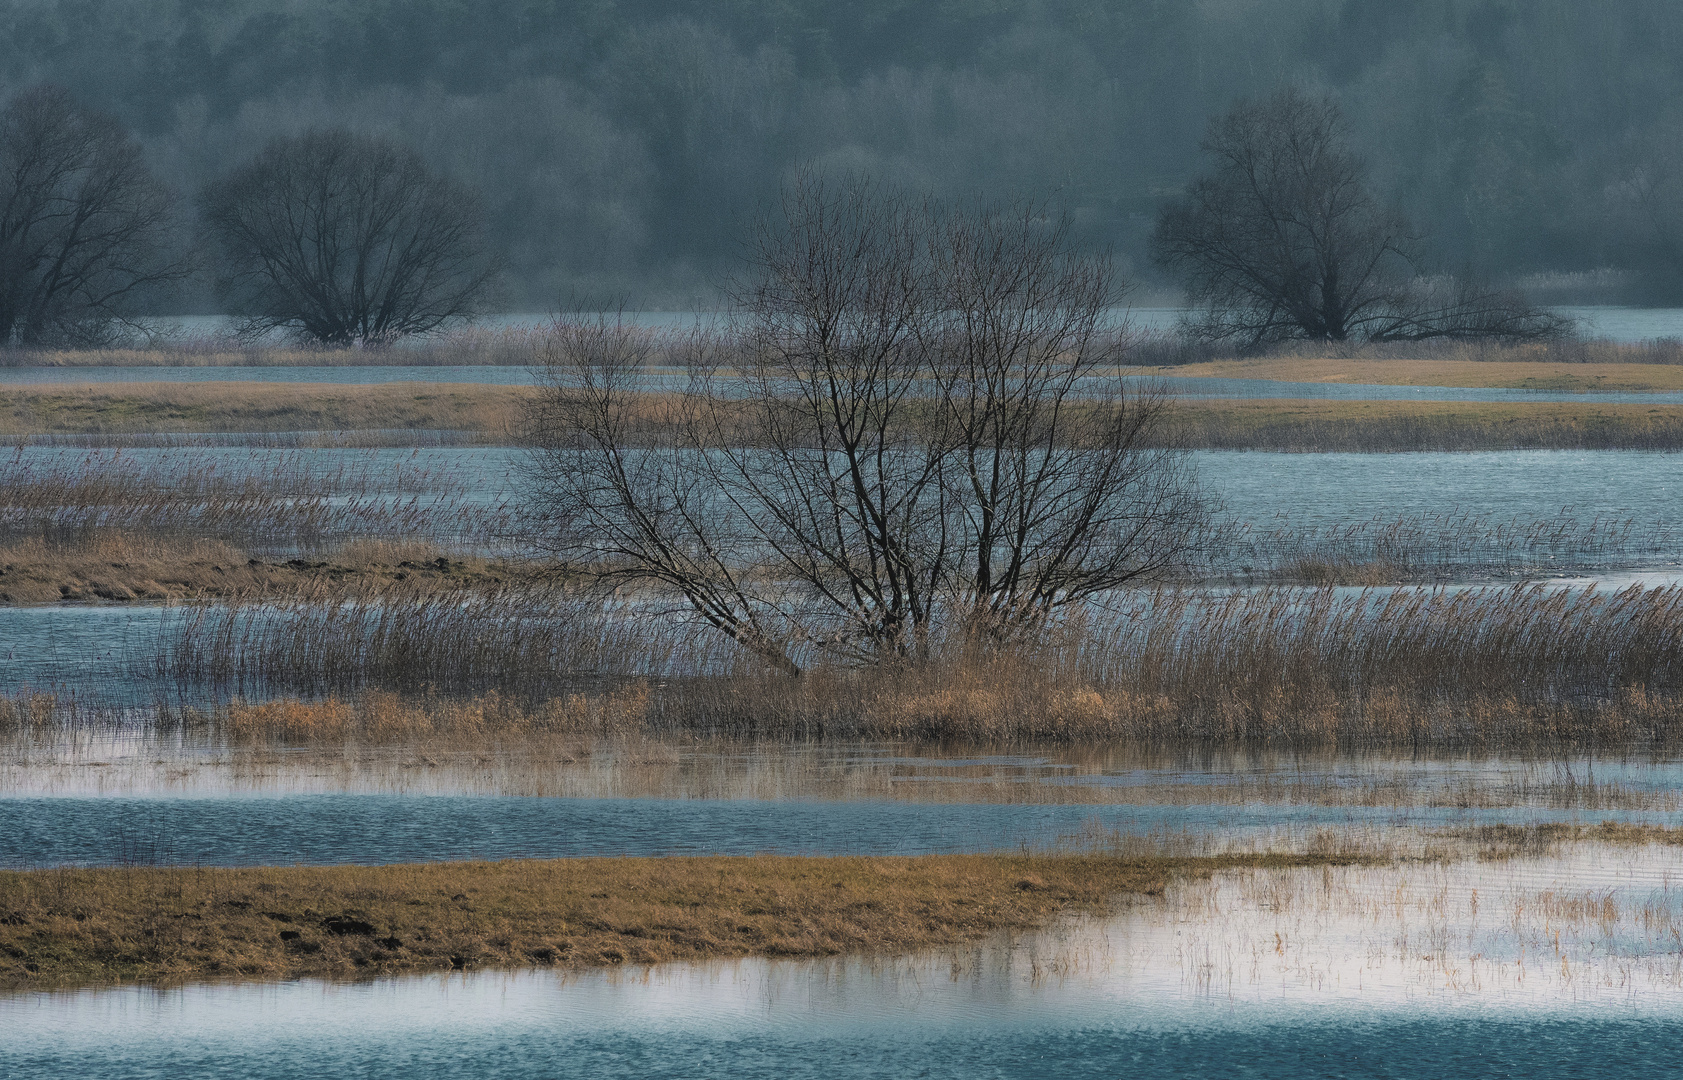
[0,536,528,604]
[21,580,1666,749]
[0,850,1355,992]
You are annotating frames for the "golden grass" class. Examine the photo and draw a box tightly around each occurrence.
[0,381,528,439]
[5,382,1680,451]
[1137,356,1683,391]
[0,852,1355,991]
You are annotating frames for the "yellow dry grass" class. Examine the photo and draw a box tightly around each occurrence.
[0,537,529,605]
[4,380,1679,450]
[0,852,1348,991]
[0,381,529,438]
[1135,356,1683,392]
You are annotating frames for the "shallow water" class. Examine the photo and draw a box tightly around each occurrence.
[10,444,1682,529]
[5,735,1682,867]
[6,845,1680,1078]
[10,789,1672,868]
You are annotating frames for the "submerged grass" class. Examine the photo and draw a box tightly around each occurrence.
[0,850,1357,992]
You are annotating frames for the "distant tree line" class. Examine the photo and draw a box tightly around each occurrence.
[0,80,1572,347]
[0,88,495,346]
[5,1,1683,307]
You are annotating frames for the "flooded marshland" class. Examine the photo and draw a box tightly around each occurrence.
[5,843,1681,1078]
[8,421,1683,1073]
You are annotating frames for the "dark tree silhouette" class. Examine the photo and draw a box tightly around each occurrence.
[523,176,1209,673]
[1151,88,1568,347]
[0,86,185,346]
[201,129,497,345]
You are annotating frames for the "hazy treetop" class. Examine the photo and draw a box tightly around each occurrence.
[4,0,1681,308]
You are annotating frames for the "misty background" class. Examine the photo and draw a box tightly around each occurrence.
[5,0,1682,312]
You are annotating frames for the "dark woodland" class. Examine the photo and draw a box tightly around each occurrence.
[2,1,1681,308]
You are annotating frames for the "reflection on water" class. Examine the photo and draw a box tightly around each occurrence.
[7,735,1682,810]
[5,845,1680,1078]
[4,737,1682,867]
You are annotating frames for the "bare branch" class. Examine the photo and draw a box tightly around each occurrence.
[1152,87,1568,347]
[0,86,188,346]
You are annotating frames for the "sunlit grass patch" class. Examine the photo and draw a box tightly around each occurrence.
[0,851,1356,991]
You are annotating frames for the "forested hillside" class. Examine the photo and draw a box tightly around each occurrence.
[5,0,1682,307]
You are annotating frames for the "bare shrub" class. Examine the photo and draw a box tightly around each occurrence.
[0,86,187,346]
[200,129,497,346]
[1151,87,1567,347]
[523,175,1210,672]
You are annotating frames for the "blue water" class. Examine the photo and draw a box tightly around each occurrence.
[3,975,1676,1079]
[0,793,1661,868]
[8,444,1682,525]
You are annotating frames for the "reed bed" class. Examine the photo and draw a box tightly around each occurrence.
[0,448,513,552]
[152,585,729,697]
[138,582,1683,748]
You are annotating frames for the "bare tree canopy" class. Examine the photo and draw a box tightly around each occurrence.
[524,176,1210,675]
[1151,88,1569,348]
[200,129,497,345]
[0,85,185,346]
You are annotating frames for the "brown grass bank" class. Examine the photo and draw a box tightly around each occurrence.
[0,537,531,605]
[1168,398,1683,450]
[7,383,1683,453]
[1129,336,1683,370]
[1140,355,1683,391]
[0,382,527,441]
[0,852,1349,991]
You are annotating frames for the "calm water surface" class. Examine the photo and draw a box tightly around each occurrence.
[1,791,1658,868]
[10,444,1683,525]
[5,846,1680,1078]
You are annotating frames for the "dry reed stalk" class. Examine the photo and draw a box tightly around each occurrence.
[0,447,513,552]
[143,582,1683,749]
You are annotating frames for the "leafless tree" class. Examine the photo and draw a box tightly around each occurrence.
[1151,88,1568,348]
[0,86,187,346]
[524,176,1209,674]
[200,129,497,345]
